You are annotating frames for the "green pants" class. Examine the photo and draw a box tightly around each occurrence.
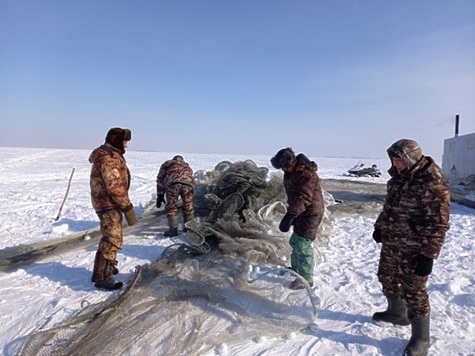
[289,233,314,283]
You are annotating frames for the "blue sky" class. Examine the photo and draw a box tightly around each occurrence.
[1,1,474,160]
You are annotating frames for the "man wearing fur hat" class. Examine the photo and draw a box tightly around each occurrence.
[89,127,137,291]
[372,138,450,355]
[270,147,325,290]
[156,155,195,237]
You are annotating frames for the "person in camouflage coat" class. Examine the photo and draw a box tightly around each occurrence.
[156,155,195,237]
[271,147,325,290]
[372,138,450,356]
[89,127,137,291]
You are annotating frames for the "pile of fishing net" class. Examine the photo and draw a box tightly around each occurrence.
[18,160,336,355]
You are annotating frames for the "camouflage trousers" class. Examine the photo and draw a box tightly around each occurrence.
[289,233,314,283]
[377,242,430,319]
[96,208,123,261]
[166,183,194,217]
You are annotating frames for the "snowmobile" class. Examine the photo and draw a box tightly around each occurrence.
[347,162,382,177]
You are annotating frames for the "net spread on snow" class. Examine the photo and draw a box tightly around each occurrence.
[18,160,345,355]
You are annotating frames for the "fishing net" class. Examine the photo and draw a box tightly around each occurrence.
[18,160,336,355]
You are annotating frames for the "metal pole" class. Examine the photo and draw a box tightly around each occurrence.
[455,114,459,137]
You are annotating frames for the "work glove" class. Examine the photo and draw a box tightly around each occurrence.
[124,207,137,226]
[279,213,296,233]
[156,194,166,209]
[372,228,382,243]
[414,254,433,277]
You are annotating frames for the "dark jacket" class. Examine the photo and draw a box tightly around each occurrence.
[375,152,451,259]
[284,154,325,240]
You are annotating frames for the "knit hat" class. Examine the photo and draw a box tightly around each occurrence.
[105,128,132,154]
[270,147,295,169]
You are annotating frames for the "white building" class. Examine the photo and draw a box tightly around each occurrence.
[442,115,475,208]
[442,131,475,185]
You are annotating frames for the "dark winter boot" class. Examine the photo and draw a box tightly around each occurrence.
[404,317,430,356]
[112,260,119,275]
[91,251,102,283]
[94,258,123,291]
[91,252,118,283]
[164,215,179,237]
[278,266,296,276]
[183,213,194,232]
[289,277,313,290]
[372,293,410,326]
[91,261,119,283]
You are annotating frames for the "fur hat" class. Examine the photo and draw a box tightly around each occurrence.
[271,147,295,169]
[105,128,132,154]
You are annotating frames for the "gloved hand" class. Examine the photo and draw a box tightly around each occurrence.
[156,194,166,209]
[414,254,433,277]
[124,207,137,226]
[279,213,296,233]
[372,228,382,243]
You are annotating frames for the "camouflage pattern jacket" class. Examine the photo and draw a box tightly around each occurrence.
[375,156,450,259]
[284,154,325,241]
[156,159,194,196]
[89,144,133,213]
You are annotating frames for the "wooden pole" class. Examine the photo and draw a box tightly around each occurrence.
[55,167,75,221]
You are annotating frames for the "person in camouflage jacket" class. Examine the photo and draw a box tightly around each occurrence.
[271,147,325,290]
[89,127,137,291]
[156,155,195,237]
[372,138,450,356]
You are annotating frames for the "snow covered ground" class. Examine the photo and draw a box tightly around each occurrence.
[0,147,474,355]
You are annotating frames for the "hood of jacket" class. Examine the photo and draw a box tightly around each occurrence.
[295,153,318,171]
[387,138,423,176]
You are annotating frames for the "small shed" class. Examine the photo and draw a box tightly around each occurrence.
[442,115,475,207]
[442,115,475,185]
[442,131,475,183]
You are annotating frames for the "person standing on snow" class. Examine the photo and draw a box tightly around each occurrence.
[270,147,325,290]
[89,127,137,291]
[156,155,195,237]
[372,138,450,356]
